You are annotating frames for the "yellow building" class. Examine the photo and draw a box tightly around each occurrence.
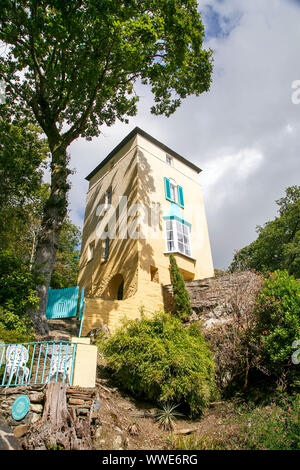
[78,127,214,335]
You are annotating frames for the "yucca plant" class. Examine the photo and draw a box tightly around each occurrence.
[155,403,183,431]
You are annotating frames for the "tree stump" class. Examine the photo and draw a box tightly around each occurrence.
[23,382,93,450]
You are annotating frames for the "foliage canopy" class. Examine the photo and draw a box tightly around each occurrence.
[254,270,300,377]
[230,186,300,277]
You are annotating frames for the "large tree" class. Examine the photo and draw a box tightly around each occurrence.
[0,107,49,260]
[0,0,213,335]
[230,186,300,277]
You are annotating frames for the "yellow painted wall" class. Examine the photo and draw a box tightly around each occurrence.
[78,135,139,298]
[78,130,214,335]
[72,342,98,388]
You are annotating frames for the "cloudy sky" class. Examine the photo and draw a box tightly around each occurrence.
[66,0,300,270]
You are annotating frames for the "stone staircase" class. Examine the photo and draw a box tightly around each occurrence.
[47,317,81,341]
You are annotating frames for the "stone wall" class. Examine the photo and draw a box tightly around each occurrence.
[163,271,263,329]
[0,384,96,442]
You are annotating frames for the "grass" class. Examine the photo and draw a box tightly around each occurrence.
[170,393,300,451]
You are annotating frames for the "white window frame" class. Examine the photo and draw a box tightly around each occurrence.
[164,219,192,258]
[169,179,177,203]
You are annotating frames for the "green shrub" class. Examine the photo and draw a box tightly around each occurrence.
[0,326,35,383]
[100,311,217,417]
[0,326,35,345]
[240,394,300,450]
[169,254,193,320]
[0,250,39,334]
[254,270,300,380]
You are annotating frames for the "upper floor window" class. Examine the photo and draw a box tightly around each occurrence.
[166,154,173,166]
[164,177,184,208]
[105,187,112,206]
[89,241,95,260]
[169,179,177,203]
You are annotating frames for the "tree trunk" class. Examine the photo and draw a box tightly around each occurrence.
[23,382,93,450]
[29,145,71,336]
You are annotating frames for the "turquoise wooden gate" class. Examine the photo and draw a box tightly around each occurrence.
[46,286,84,319]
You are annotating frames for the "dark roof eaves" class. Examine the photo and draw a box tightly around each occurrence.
[85,127,202,181]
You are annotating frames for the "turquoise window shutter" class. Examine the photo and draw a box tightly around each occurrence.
[164,177,172,202]
[177,185,184,208]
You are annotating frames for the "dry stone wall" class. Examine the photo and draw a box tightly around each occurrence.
[0,384,97,445]
[163,271,263,329]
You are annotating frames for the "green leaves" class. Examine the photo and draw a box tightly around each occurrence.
[101,311,217,417]
[50,217,81,289]
[0,250,40,334]
[169,253,193,320]
[255,270,300,373]
[0,0,213,140]
[230,186,300,277]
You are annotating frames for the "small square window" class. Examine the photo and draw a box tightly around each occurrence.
[166,155,173,166]
[105,188,112,206]
[103,237,110,261]
[89,241,95,260]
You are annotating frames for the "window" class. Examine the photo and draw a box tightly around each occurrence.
[105,187,112,206]
[164,219,192,257]
[89,241,95,260]
[164,177,184,208]
[169,179,177,203]
[165,219,175,252]
[166,154,173,166]
[103,237,110,261]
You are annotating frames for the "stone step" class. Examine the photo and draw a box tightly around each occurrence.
[48,317,80,338]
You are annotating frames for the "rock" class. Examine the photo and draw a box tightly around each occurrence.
[114,426,123,433]
[92,400,102,412]
[87,325,110,344]
[94,426,102,439]
[175,428,199,435]
[29,392,44,403]
[123,437,130,448]
[30,404,43,414]
[0,418,22,450]
[113,435,122,449]
[29,413,41,424]
[189,312,199,323]
[14,425,29,439]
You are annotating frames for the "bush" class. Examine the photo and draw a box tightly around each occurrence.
[169,254,193,320]
[0,326,35,383]
[254,270,300,380]
[0,250,39,334]
[100,311,217,417]
[240,394,300,450]
[0,326,35,345]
